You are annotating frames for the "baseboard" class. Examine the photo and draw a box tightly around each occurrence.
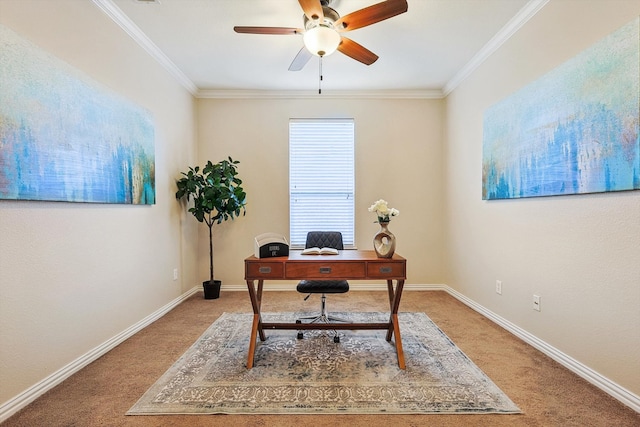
[3,283,637,422]
[0,286,200,423]
[443,285,640,413]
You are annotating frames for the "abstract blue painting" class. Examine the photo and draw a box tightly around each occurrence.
[482,18,639,200]
[0,25,155,204]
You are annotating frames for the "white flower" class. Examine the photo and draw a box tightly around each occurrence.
[368,199,399,222]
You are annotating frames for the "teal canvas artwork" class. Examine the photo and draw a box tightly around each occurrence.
[0,25,155,204]
[482,18,640,200]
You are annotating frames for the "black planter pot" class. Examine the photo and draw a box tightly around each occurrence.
[203,280,221,299]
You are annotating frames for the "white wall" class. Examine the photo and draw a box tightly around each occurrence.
[2,0,639,415]
[444,0,640,396]
[196,97,446,287]
[0,0,197,404]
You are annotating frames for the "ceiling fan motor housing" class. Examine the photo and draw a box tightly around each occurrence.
[303,6,341,29]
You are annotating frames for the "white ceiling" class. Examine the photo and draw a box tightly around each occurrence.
[101,0,543,97]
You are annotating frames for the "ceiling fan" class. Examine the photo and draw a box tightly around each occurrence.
[234,0,408,71]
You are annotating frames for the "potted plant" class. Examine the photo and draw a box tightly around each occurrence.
[175,157,247,299]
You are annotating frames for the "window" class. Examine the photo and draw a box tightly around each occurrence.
[289,118,355,248]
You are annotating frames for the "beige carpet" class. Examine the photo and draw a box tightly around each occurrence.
[4,291,639,427]
[128,311,519,415]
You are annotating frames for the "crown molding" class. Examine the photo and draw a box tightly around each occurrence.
[91,0,198,95]
[94,0,548,100]
[196,89,444,100]
[442,0,550,96]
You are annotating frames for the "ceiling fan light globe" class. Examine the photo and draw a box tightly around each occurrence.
[303,25,341,57]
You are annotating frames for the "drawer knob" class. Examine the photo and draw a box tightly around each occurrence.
[259,266,272,274]
[319,267,332,274]
[379,266,392,273]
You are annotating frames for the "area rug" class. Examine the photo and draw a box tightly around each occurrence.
[127,312,520,415]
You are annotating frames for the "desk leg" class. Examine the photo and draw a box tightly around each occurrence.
[391,312,406,369]
[385,279,400,339]
[386,279,406,370]
[256,280,265,341]
[246,279,265,369]
[387,280,395,309]
[247,314,260,369]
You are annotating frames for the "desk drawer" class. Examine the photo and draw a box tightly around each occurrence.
[246,262,284,279]
[286,262,365,279]
[366,262,405,278]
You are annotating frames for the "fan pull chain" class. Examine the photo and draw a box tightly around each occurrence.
[318,55,323,94]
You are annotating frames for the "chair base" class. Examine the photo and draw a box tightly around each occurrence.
[297,312,351,324]
[296,293,350,343]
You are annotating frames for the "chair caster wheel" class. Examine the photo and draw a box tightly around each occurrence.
[297,332,303,340]
[334,335,340,343]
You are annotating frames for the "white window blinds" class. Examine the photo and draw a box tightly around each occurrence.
[289,118,355,248]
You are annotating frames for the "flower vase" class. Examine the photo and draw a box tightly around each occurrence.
[373,221,396,258]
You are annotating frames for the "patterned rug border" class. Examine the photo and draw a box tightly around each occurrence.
[128,312,521,415]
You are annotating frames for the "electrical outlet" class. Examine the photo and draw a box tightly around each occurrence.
[173,268,178,281]
[495,280,502,295]
[533,294,541,311]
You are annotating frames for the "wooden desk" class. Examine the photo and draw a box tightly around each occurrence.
[244,250,407,369]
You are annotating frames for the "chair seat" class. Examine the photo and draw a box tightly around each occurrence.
[296,279,349,294]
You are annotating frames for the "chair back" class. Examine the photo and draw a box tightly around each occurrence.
[305,231,344,250]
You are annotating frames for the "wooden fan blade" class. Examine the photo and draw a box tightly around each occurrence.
[298,0,324,21]
[234,26,302,35]
[337,37,379,65]
[289,47,313,71]
[335,0,408,32]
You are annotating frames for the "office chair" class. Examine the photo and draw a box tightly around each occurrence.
[296,231,350,343]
